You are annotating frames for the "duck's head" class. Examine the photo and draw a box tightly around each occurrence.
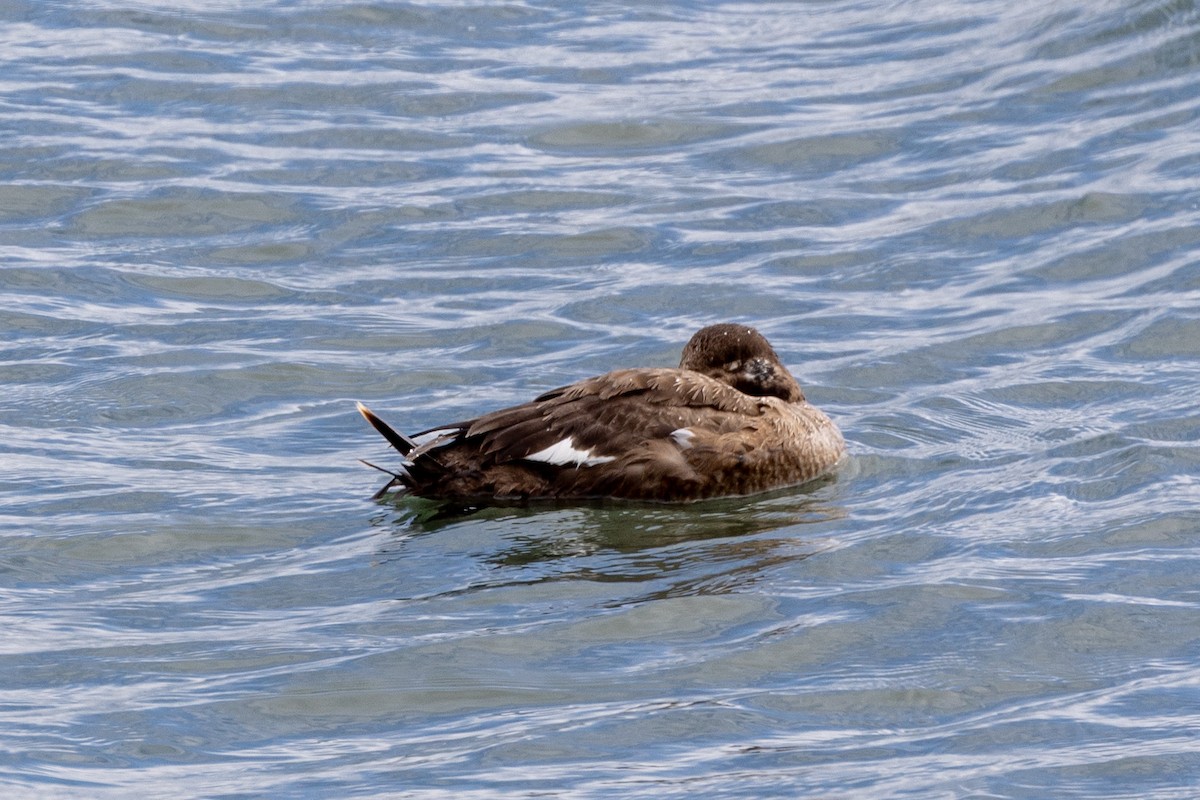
[679,323,805,403]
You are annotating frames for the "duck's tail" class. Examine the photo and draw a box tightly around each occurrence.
[356,401,418,456]
[357,402,459,498]
[356,402,419,498]
[357,458,407,499]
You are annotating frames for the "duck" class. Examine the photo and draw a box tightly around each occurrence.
[356,323,845,503]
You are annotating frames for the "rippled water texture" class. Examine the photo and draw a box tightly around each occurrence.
[4,0,1200,797]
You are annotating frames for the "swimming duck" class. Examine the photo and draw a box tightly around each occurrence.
[357,323,844,502]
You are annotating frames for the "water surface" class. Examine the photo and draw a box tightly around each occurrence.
[4,0,1200,797]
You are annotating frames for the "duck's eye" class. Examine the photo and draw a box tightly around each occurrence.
[725,360,741,371]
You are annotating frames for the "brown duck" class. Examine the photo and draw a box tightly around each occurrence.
[357,323,845,502]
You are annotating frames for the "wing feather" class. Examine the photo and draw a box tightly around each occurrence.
[445,368,764,467]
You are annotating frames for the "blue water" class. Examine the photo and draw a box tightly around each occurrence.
[4,0,1200,797]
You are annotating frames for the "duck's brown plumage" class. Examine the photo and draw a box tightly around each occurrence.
[357,323,845,502]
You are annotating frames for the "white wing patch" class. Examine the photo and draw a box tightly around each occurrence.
[670,428,695,449]
[524,438,616,467]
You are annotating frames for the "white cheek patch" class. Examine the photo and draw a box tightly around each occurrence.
[524,438,616,467]
[670,428,695,449]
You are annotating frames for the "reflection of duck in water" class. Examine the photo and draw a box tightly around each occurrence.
[358,323,845,503]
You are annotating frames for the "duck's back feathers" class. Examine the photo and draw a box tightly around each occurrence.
[460,368,759,459]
